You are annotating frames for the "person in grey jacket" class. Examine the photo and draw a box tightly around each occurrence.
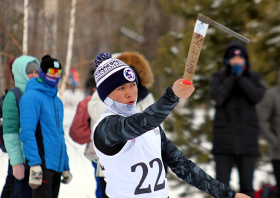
[257,74,280,198]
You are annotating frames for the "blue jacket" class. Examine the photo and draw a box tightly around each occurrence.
[19,78,70,172]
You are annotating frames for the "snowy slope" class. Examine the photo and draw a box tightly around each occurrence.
[0,89,276,198]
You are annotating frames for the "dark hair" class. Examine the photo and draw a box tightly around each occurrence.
[85,76,96,96]
[85,77,96,89]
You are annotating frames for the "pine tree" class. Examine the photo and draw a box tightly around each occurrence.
[151,0,280,196]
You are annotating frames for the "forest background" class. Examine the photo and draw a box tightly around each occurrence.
[1,0,280,197]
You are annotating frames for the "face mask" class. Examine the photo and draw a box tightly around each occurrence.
[231,61,247,75]
[103,96,137,117]
[39,69,60,87]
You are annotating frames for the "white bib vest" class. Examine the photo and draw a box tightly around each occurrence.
[92,113,169,198]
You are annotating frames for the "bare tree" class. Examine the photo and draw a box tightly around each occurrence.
[59,0,76,99]
[22,0,29,55]
[43,0,58,57]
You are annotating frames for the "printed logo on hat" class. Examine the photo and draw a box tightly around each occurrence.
[123,68,135,81]
[54,61,60,68]
[234,49,241,55]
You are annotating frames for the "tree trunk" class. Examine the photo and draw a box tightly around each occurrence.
[0,53,5,94]
[22,0,29,55]
[59,0,77,100]
[43,0,58,57]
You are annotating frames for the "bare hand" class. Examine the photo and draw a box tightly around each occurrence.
[13,164,25,180]
[235,193,251,198]
[172,79,195,99]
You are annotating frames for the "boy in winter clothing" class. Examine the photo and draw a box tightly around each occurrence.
[19,55,72,198]
[2,55,40,198]
[87,51,157,197]
[257,73,280,198]
[91,52,250,198]
[209,40,265,197]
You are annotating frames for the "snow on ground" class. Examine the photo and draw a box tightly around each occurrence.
[0,89,276,197]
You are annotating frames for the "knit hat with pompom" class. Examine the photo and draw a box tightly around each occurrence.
[94,52,138,101]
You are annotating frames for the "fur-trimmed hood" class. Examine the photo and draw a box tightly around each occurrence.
[116,51,154,88]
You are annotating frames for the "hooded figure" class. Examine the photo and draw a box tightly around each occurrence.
[3,55,40,198]
[224,40,249,76]
[209,40,266,197]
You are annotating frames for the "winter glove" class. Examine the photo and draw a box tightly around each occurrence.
[29,165,43,189]
[61,171,72,184]
[84,140,98,162]
[231,64,244,75]
[12,164,25,180]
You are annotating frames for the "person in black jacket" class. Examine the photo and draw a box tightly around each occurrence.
[209,40,265,197]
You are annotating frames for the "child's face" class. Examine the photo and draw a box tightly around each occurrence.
[108,82,138,105]
[27,70,39,79]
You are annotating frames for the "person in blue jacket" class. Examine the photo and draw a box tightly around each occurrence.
[19,55,72,198]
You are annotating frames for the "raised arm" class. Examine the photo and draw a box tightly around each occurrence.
[95,80,195,146]
[95,85,180,146]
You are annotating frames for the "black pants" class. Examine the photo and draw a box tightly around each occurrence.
[99,177,108,198]
[214,154,256,198]
[1,161,12,198]
[1,173,11,198]
[10,166,32,198]
[272,160,280,197]
[1,160,32,198]
[32,169,62,198]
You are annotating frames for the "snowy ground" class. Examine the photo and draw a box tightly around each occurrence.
[0,89,276,197]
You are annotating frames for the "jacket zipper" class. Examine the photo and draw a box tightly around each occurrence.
[53,97,59,127]
[53,97,62,171]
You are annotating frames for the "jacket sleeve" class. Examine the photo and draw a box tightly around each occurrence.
[236,73,265,104]
[63,143,70,171]
[61,98,70,171]
[19,91,42,167]
[256,92,279,149]
[69,96,92,144]
[3,91,24,165]
[96,86,179,147]
[209,73,236,106]
[160,128,236,198]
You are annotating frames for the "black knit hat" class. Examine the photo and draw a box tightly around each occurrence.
[40,55,62,73]
[94,52,138,101]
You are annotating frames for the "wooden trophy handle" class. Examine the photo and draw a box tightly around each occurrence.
[183,19,208,85]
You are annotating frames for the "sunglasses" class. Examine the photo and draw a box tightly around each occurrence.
[47,68,63,75]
